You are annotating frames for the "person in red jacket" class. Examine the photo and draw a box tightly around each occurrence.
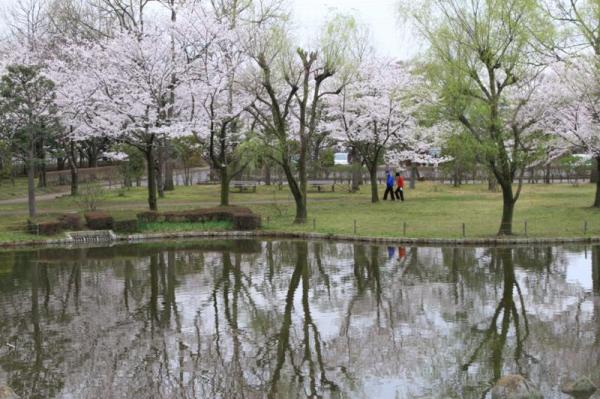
[395,172,405,201]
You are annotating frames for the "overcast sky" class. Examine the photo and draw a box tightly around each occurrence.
[290,0,421,60]
[0,0,421,59]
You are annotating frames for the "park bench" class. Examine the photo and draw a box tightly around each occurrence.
[309,180,336,192]
[231,180,258,192]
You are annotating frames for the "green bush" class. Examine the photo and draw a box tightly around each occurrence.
[137,211,163,223]
[138,206,261,231]
[113,219,139,233]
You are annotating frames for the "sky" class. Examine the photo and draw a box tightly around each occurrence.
[0,0,422,59]
[290,0,421,60]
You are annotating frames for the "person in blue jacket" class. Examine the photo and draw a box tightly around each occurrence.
[383,170,395,200]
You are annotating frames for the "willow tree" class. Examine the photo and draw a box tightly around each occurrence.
[247,16,363,223]
[409,0,555,235]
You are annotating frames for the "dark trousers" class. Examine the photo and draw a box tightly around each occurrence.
[383,186,395,200]
[395,187,404,201]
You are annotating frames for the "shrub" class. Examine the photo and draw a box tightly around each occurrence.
[113,219,139,233]
[137,206,262,231]
[73,182,106,211]
[57,213,82,230]
[84,211,114,230]
[232,213,261,230]
[27,220,63,236]
[137,211,163,223]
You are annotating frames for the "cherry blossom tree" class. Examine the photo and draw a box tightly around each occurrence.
[328,60,419,203]
[546,55,600,206]
[384,122,453,187]
[66,18,192,211]
[47,54,100,196]
[177,3,256,207]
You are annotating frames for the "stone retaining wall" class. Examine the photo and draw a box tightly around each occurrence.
[2,230,600,249]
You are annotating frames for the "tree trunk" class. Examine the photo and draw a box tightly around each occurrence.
[156,147,164,199]
[409,163,417,189]
[37,160,46,188]
[350,148,361,192]
[88,153,97,168]
[57,157,65,171]
[498,183,515,235]
[294,194,307,223]
[453,167,460,187]
[369,165,379,203]
[594,156,600,208]
[281,162,307,224]
[297,139,308,224]
[264,164,271,186]
[164,158,174,191]
[69,162,78,196]
[146,149,158,211]
[488,176,498,192]
[220,167,229,207]
[37,141,46,188]
[163,140,174,191]
[78,149,85,168]
[27,151,36,218]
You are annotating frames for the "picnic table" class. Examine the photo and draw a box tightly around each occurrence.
[231,180,258,192]
[308,180,336,192]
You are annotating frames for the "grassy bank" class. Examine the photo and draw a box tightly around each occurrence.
[0,181,599,242]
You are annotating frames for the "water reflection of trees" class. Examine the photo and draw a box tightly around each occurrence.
[0,241,599,398]
[460,249,530,397]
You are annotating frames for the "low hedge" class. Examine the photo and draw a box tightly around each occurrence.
[138,206,261,231]
[27,213,82,236]
[27,220,63,236]
[58,213,82,230]
[137,211,163,223]
[231,213,261,230]
[84,211,114,230]
[113,219,139,233]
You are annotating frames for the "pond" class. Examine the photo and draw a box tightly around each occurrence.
[0,240,598,399]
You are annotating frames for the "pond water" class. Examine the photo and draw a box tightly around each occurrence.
[0,240,598,399]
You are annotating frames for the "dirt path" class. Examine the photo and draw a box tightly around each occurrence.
[0,197,339,216]
[0,191,71,205]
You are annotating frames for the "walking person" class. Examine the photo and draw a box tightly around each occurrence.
[383,170,395,200]
[395,172,405,201]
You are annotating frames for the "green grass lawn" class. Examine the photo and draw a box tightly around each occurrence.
[0,181,599,242]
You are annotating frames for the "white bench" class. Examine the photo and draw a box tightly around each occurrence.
[309,180,336,192]
[231,180,258,192]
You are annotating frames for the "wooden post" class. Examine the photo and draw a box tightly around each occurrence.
[462,223,466,238]
[524,221,528,237]
[584,221,588,235]
[354,220,357,234]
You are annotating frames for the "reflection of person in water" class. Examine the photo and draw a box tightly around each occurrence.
[387,246,395,259]
[398,246,406,260]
